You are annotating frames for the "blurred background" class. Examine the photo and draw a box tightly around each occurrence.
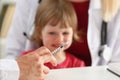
[0,0,17,58]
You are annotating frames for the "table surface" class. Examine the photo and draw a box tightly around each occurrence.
[46,66,120,80]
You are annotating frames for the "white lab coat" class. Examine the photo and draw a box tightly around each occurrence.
[0,59,19,80]
[88,0,120,66]
[5,0,120,66]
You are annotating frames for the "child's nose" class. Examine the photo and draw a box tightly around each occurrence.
[55,34,64,43]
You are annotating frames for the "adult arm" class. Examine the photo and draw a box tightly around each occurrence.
[5,0,38,58]
[0,46,57,80]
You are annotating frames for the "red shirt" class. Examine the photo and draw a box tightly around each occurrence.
[22,51,85,69]
[66,1,91,66]
[45,52,85,69]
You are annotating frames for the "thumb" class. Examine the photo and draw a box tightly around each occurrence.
[40,53,57,66]
[49,55,57,66]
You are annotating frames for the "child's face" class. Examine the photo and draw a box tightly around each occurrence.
[41,22,73,52]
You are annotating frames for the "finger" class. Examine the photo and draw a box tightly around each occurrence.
[35,62,49,74]
[48,55,57,66]
[35,64,48,80]
[29,46,50,56]
[36,46,51,56]
[33,46,57,66]
[40,53,57,66]
[34,65,45,78]
[43,66,50,74]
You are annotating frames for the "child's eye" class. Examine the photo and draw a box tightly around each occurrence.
[48,32,56,35]
[63,32,69,35]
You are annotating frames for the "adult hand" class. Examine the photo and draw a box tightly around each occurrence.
[16,46,57,80]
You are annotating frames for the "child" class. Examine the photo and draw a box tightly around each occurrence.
[22,0,85,69]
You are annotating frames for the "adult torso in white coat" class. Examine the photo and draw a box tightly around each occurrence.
[5,0,120,66]
[88,0,120,66]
